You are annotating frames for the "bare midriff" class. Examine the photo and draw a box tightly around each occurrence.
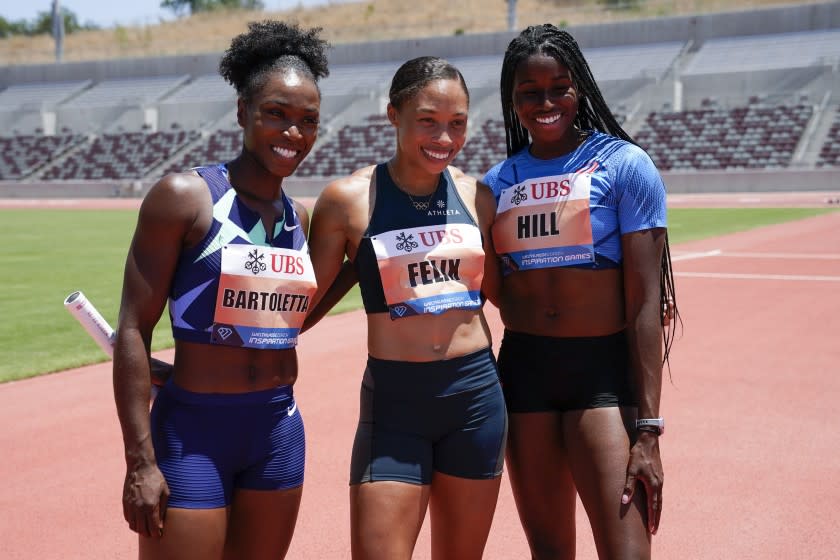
[367,309,493,362]
[171,340,298,393]
[499,267,625,338]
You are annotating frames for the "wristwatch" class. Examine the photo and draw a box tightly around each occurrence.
[635,417,665,436]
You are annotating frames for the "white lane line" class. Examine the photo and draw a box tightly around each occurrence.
[671,249,722,262]
[711,251,840,260]
[675,272,840,282]
[671,250,840,261]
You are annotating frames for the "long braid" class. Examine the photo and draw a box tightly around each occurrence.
[500,24,680,363]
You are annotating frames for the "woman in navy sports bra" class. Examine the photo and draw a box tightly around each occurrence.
[112,22,327,560]
[306,57,507,560]
[482,25,680,559]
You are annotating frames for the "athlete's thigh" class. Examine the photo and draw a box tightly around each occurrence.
[562,406,650,560]
[506,411,577,559]
[223,486,303,560]
[350,481,430,560]
[429,471,502,560]
[139,507,227,560]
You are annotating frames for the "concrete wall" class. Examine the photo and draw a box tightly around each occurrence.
[3,2,839,88]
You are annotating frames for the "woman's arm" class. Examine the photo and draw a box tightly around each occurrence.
[620,226,667,535]
[474,180,502,308]
[301,259,358,332]
[112,174,202,537]
[307,172,369,314]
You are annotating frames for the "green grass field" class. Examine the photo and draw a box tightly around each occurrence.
[0,207,835,383]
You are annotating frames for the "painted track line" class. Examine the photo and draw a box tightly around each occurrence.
[675,271,840,282]
[709,251,840,260]
[672,250,840,261]
[671,249,722,261]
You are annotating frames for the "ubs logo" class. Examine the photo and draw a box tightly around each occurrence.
[511,185,527,206]
[245,249,266,275]
[395,232,419,253]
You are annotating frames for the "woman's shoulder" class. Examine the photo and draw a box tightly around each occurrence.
[143,170,208,213]
[447,164,477,190]
[328,165,374,193]
[447,165,497,218]
[588,132,651,164]
[314,165,375,214]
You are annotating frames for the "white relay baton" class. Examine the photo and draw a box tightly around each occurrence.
[63,290,163,398]
[63,290,116,356]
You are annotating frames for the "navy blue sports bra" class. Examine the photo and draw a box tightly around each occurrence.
[353,164,485,320]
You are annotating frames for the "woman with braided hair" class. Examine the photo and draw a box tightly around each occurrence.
[482,24,679,558]
[113,21,328,559]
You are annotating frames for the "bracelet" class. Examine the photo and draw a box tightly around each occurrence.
[636,425,661,436]
[635,417,665,435]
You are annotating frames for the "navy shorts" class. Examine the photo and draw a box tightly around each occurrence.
[350,348,507,485]
[150,381,305,509]
[497,329,636,413]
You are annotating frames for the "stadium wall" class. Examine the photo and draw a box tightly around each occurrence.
[1,168,837,199]
[2,2,839,88]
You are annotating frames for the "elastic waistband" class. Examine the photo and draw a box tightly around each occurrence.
[364,347,498,397]
[502,329,626,347]
[162,380,294,406]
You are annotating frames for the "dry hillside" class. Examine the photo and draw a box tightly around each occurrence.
[1,0,802,65]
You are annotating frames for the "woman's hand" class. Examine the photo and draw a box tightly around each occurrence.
[621,432,663,534]
[122,462,170,537]
[149,357,173,387]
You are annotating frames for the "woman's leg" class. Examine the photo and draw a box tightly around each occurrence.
[505,411,578,560]
[222,486,303,560]
[562,406,650,560]
[139,508,227,560]
[429,472,502,560]
[350,481,430,560]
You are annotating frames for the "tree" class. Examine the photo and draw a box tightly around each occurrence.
[160,0,264,16]
[0,7,97,38]
[0,16,30,38]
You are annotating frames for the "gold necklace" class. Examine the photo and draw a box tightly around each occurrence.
[406,191,435,211]
[387,162,437,212]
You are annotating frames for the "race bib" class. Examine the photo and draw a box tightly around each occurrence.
[493,169,594,271]
[212,244,317,349]
[370,223,484,320]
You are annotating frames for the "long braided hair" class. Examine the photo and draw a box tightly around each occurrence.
[500,24,680,363]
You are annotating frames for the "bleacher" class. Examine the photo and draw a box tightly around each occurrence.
[683,30,840,76]
[817,107,840,168]
[159,74,234,104]
[39,130,199,180]
[635,98,813,171]
[0,80,91,111]
[296,115,394,178]
[0,5,837,191]
[0,134,86,179]
[61,75,190,108]
[452,119,506,177]
[586,41,684,82]
[162,129,242,175]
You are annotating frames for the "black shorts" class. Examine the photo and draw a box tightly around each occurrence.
[350,348,507,485]
[497,329,636,413]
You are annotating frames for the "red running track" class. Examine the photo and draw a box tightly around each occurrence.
[1,210,839,559]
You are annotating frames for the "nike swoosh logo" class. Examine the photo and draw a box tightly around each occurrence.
[283,223,299,231]
[287,401,297,416]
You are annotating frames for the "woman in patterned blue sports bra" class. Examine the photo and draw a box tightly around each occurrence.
[306,57,507,560]
[112,22,327,560]
[482,25,679,559]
